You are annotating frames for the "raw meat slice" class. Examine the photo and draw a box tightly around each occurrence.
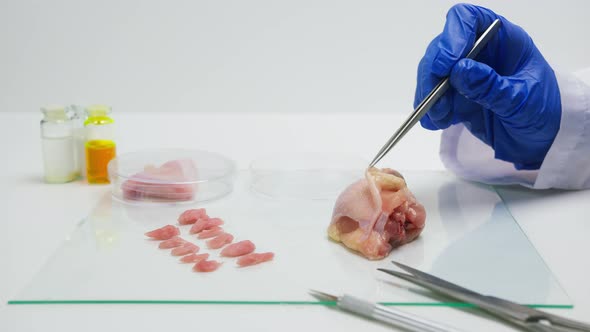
[206,233,234,249]
[220,240,256,257]
[158,236,187,249]
[189,217,224,234]
[145,225,180,240]
[178,208,208,225]
[180,253,210,264]
[193,260,222,272]
[328,167,426,260]
[122,159,198,201]
[197,226,224,239]
[171,242,199,256]
[237,252,275,267]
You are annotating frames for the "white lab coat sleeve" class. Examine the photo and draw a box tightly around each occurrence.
[438,68,590,189]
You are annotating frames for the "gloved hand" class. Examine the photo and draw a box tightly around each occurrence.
[415,4,562,170]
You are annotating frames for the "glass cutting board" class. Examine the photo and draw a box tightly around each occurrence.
[9,171,572,307]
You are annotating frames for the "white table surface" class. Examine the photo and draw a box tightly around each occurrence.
[1,111,589,332]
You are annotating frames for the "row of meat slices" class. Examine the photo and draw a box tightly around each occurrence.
[145,208,274,272]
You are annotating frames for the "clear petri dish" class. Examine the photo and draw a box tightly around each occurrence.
[249,152,367,200]
[108,149,236,205]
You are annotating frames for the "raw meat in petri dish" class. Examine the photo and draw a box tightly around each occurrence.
[171,242,199,256]
[220,240,256,257]
[190,217,224,234]
[145,225,180,240]
[158,236,187,249]
[206,233,234,249]
[237,252,275,267]
[122,159,198,201]
[178,208,208,225]
[197,226,224,239]
[328,167,426,260]
[193,260,222,272]
[180,253,209,264]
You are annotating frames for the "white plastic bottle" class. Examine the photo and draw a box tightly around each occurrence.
[40,105,78,183]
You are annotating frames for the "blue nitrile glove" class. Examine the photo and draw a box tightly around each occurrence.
[415,4,561,170]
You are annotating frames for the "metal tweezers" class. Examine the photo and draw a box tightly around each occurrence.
[369,19,502,168]
[378,261,590,332]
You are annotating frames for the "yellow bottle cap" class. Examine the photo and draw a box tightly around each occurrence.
[86,104,112,117]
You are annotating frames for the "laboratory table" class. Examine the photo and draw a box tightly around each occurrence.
[1,112,589,332]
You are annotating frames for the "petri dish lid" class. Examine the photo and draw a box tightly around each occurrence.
[249,152,367,200]
[108,149,236,205]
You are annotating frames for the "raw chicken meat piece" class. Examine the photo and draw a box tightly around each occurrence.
[180,253,210,264]
[237,252,275,267]
[193,260,222,272]
[158,236,187,249]
[220,240,256,257]
[328,167,426,260]
[122,159,198,201]
[206,233,234,249]
[197,226,224,239]
[178,208,208,225]
[171,242,199,256]
[189,217,224,234]
[145,225,180,240]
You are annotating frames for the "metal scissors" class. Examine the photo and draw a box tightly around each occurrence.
[378,261,590,332]
[369,19,502,168]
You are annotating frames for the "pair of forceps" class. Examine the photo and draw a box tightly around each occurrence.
[369,19,502,168]
[378,261,590,332]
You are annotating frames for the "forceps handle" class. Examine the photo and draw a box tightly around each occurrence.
[369,18,501,168]
[339,295,463,332]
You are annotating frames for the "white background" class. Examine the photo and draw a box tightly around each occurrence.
[1,0,589,114]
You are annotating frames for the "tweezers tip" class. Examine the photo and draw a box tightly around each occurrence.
[377,268,397,275]
[378,267,414,280]
[391,260,405,268]
[308,289,338,302]
[391,261,419,275]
